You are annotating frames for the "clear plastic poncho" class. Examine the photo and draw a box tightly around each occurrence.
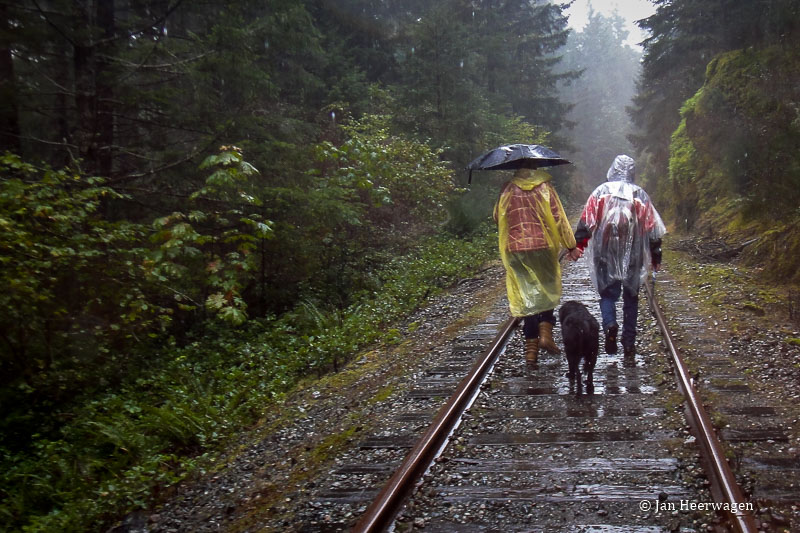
[494,168,576,317]
[580,155,666,294]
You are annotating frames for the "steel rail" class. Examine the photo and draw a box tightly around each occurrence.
[645,277,758,533]
[352,316,521,533]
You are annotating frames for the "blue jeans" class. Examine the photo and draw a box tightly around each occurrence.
[599,281,638,348]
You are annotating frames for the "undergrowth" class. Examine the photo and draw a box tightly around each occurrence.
[0,229,496,532]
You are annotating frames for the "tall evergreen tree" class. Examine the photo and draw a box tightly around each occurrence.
[2,1,335,187]
[630,0,800,189]
[6,1,187,176]
[393,0,575,167]
[472,0,574,133]
[393,0,484,162]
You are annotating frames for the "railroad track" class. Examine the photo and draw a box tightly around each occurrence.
[299,258,799,532]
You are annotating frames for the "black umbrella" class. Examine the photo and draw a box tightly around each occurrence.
[466,144,571,183]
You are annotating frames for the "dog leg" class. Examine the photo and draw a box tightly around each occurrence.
[567,360,577,391]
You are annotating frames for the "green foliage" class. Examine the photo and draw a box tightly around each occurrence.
[445,180,500,237]
[632,0,800,193]
[665,121,701,231]
[153,146,273,326]
[667,47,800,224]
[314,111,454,226]
[0,152,164,408]
[0,226,496,532]
[664,46,800,282]
[267,108,458,311]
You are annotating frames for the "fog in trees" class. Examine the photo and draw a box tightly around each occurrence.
[557,8,642,197]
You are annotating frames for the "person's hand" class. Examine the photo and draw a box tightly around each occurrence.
[567,248,583,261]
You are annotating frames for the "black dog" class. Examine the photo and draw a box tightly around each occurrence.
[558,300,599,395]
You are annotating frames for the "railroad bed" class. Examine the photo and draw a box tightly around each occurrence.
[298,258,800,532]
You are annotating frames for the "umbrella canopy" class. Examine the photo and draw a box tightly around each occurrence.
[466,144,571,171]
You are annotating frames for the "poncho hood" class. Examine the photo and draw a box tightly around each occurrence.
[511,168,552,190]
[607,155,635,183]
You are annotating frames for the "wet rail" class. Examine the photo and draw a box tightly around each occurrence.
[644,277,758,532]
[299,258,798,532]
[353,316,520,532]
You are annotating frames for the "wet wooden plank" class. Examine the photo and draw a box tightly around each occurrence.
[448,457,679,473]
[478,407,666,419]
[470,429,676,445]
[703,382,751,393]
[717,406,776,416]
[432,483,693,502]
[359,436,415,448]
[719,428,789,442]
[741,457,800,470]
[335,463,396,475]
[750,486,800,502]
[420,522,667,533]
[314,488,379,504]
[407,388,459,398]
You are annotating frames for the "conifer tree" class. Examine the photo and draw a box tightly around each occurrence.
[630,0,800,187]
[559,8,641,191]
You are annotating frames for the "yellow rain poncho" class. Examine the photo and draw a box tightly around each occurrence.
[494,168,576,317]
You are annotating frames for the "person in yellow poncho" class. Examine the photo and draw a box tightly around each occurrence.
[493,166,578,367]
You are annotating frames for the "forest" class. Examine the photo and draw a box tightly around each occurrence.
[1,0,798,531]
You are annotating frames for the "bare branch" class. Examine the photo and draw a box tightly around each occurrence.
[30,0,76,47]
[113,141,216,182]
[14,133,78,150]
[94,0,186,48]
[99,51,210,71]
[109,112,214,136]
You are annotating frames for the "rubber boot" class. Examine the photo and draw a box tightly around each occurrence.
[538,322,561,355]
[525,338,539,367]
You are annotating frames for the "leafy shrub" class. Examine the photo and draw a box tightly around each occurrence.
[0,221,496,531]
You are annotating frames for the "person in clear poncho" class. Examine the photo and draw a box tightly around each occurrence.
[494,166,578,367]
[567,155,666,359]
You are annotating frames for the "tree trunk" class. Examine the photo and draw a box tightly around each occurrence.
[0,3,21,153]
[74,38,95,168]
[95,0,115,178]
[74,0,115,177]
